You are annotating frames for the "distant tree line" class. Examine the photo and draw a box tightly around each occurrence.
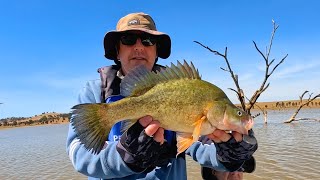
[251,100,320,110]
[275,101,319,108]
[0,113,71,127]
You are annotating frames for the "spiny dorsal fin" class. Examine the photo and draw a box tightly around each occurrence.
[120,60,201,97]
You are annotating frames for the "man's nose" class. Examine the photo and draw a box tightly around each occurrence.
[134,38,144,51]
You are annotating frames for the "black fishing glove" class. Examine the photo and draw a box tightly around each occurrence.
[214,129,258,172]
[116,120,175,172]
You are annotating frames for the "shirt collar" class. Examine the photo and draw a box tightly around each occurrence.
[116,69,125,79]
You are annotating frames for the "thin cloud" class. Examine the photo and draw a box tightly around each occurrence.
[274,61,320,79]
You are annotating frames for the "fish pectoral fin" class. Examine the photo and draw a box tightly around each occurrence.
[192,115,206,141]
[176,133,194,156]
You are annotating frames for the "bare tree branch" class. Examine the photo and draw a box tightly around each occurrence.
[284,91,320,123]
[228,88,239,94]
[251,113,261,119]
[285,118,320,122]
[194,41,247,111]
[266,20,279,60]
[299,91,309,100]
[195,21,287,115]
[220,67,229,72]
[269,55,287,75]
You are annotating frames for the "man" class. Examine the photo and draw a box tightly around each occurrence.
[66,12,257,180]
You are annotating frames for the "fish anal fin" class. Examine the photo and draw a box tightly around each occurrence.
[176,133,194,156]
[192,115,206,141]
[175,116,207,156]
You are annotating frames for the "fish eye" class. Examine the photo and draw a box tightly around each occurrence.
[237,111,242,116]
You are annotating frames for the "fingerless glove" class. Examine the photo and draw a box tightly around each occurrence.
[116,121,176,172]
[214,129,258,172]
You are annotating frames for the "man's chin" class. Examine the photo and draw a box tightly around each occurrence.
[131,61,151,68]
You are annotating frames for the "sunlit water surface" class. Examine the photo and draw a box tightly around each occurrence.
[1,109,319,180]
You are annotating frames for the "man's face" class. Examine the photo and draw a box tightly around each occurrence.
[117,31,157,75]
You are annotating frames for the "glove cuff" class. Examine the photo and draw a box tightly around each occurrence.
[240,156,256,173]
[116,141,146,172]
[215,130,258,172]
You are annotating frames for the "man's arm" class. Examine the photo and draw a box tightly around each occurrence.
[66,80,136,179]
[186,130,257,172]
[186,138,228,171]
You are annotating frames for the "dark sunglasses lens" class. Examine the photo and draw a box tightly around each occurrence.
[120,34,137,45]
[141,35,157,46]
[120,34,157,46]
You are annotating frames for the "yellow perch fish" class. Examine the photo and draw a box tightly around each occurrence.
[71,60,254,155]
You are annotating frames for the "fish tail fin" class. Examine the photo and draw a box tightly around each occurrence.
[71,103,112,154]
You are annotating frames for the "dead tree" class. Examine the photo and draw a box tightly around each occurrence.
[284,91,320,123]
[254,103,268,124]
[195,20,288,116]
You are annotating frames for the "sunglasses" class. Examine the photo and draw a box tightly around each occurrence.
[120,33,157,46]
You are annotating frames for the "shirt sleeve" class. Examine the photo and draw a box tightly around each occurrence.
[185,136,228,171]
[66,80,137,179]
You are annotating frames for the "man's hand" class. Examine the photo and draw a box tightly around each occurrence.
[207,129,258,172]
[139,116,165,144]
[116,115,175,172]
[207,129,242,143]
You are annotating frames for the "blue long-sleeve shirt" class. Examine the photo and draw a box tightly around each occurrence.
[66,79,227,180]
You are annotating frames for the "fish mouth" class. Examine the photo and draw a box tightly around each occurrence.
[237,117,254,135]
[223,112,253,135]
[244,117,254,131]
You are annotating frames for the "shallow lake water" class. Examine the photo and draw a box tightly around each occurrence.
[1,109,319,179]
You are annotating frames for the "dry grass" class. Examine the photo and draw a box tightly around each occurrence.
[249,99,320,110]
[0,112,70,130]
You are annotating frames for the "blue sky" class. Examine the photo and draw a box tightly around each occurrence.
[1,0,320,118]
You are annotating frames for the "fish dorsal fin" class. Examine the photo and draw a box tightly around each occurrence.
[120,65,153,97]
[120,60,201,97]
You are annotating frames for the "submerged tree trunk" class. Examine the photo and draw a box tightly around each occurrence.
[263,110,268,124]
[284,91,320,123]
[284,107,302,123]
[253,103,268,124]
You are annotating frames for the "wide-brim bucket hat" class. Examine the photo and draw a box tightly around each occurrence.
[103,12,171,60]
